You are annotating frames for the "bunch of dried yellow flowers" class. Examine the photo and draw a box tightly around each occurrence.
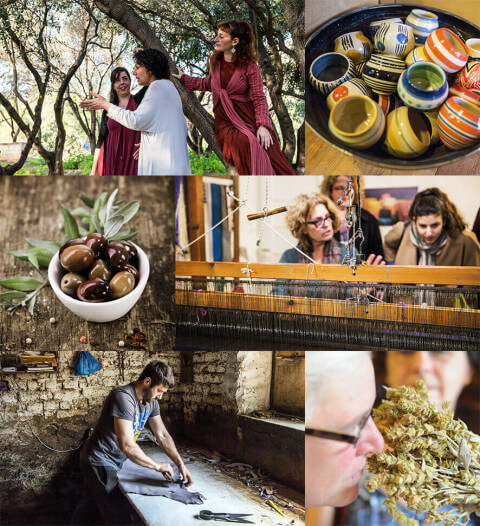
[366,380,480,526]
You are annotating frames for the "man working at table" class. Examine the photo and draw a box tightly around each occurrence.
[72,360,193,525]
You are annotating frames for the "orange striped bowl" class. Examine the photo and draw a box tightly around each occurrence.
[438,96,480,149]
[449,84,480,107]
[424,28,469,73]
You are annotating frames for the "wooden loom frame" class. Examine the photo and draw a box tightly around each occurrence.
[176,261,480,330]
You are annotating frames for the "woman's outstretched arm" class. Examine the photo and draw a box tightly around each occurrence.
[173,66,212,92]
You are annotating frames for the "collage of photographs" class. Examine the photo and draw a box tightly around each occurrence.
[0,0,479,526]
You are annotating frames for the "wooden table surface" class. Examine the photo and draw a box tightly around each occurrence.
[306,124,480,176]
[0,177,175,353]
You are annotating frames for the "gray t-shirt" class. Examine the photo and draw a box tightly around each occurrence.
[81,383,160,470]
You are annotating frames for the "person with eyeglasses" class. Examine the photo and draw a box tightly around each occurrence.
[279,193,385,265]
[320,176,384,260]
[340,350,479,526]
[172,20,296,176]
[305,351,384,525]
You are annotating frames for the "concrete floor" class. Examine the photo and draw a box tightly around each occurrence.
[122,445,303,526]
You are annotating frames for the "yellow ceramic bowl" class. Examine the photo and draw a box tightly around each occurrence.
[424,110,440,145]
[405,46,428,66]
[383,106,431,158]
[328,94,385,150]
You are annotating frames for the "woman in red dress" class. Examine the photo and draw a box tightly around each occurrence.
[172,20,296,176]
[90,67,147,176]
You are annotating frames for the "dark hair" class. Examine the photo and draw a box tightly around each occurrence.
[408,187,467,238]
[216,20,257,66]
[138,361,175,388]
[110,67,131,104]
[133,49,170,80]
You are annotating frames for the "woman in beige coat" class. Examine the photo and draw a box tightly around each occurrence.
[384,188,480,267]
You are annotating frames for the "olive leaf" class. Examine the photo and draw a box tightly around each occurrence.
[26,239,61,252]
[104,215,125,239]
[79,194,95,208]
[109,229,138,241]
[0,277,44,291]
[9,247,56,268]
[0,291,27,300]
[111,201,139,223]
[62,205,80,240]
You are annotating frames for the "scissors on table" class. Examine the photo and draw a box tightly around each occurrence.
[198,510,254,523]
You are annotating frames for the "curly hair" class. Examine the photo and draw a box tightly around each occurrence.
[319,176,365,205]
[133,49,170,80]
[109,67,131,105]
[286,193,341,253]
[215,20,257,66]
[408,188,467,238]
[138,361,175,388]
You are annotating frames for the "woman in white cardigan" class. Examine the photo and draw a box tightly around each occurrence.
[81,49,190,175]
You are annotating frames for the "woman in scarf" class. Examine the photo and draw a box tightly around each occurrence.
[90,67,147,176]
[172,20,296,176]
[81,49,190,176]
[384,188,480,266]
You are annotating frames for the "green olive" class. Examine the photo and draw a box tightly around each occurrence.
[110,271,135,299]
[88,259,112,281]
[60,273,86,296]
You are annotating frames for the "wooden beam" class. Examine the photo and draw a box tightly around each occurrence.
[176,261,480,286]
[175,290,480,329]
[185,177,205,261]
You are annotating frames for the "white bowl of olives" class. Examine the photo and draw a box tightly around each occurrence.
[48,234,149,322]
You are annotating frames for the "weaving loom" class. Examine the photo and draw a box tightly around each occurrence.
[175,261,480,351]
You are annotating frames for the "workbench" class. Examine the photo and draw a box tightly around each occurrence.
[0,177,175,353]
[122,445,303,526]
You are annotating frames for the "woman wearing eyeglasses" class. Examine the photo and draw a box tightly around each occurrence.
[172,20,296,176]
[279,193,385,265]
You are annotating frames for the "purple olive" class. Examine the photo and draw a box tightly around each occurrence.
[76,278,112,302]
[60,245,95,272]
[104,242,129,270]
[110,271,135,299]
[88,259,112,281]
[119,241,138,263]
[58,238,85,259]
[124,264,139,282]
[85,233,107,257]
[60,273,86,296]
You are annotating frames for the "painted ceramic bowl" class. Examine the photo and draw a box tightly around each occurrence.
[374,22,415,58]
[449,84,480,106]
[397,62,448,110]
[372,93,401,115]
[405,9,439,47]
[405,46,429,66]
[363,54,406,95]
[438,96,480,149]
[309,52,356,96]
[326,78,372,109]
[328,95,385,150]
[355,61,368,78]
[456,61,480,91]
[334,31,372,64]
[383,106,431,158]
[424,28,469,73]
[466,38,480,59]
[369,18,403,40]
[424,110,441,145]
[306,4,480,169]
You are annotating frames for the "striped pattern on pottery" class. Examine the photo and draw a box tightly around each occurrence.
[335,32,372,64]
[372,93,401,115]
[363,54,406,95]
[449,84,480,107]
[327,78,372,110]
[438,96,480,149]
[375,23,414,58]
[405,9,439,47]
[406,47,428,66]
[309,53,357,96]
[383,106,431,158]
[424,29,469,73]
[456,62,480,91]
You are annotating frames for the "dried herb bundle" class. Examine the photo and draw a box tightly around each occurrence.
[366,381,480,526]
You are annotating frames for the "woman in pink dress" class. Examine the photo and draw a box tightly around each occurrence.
[90,67,147,176]
[172,20,296,176]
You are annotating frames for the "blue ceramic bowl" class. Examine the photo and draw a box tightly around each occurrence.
[398,62,449,110]
[306,3,480,169]
[309,52,356,96]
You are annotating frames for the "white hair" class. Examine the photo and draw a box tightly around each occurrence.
[306,351,372,424]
